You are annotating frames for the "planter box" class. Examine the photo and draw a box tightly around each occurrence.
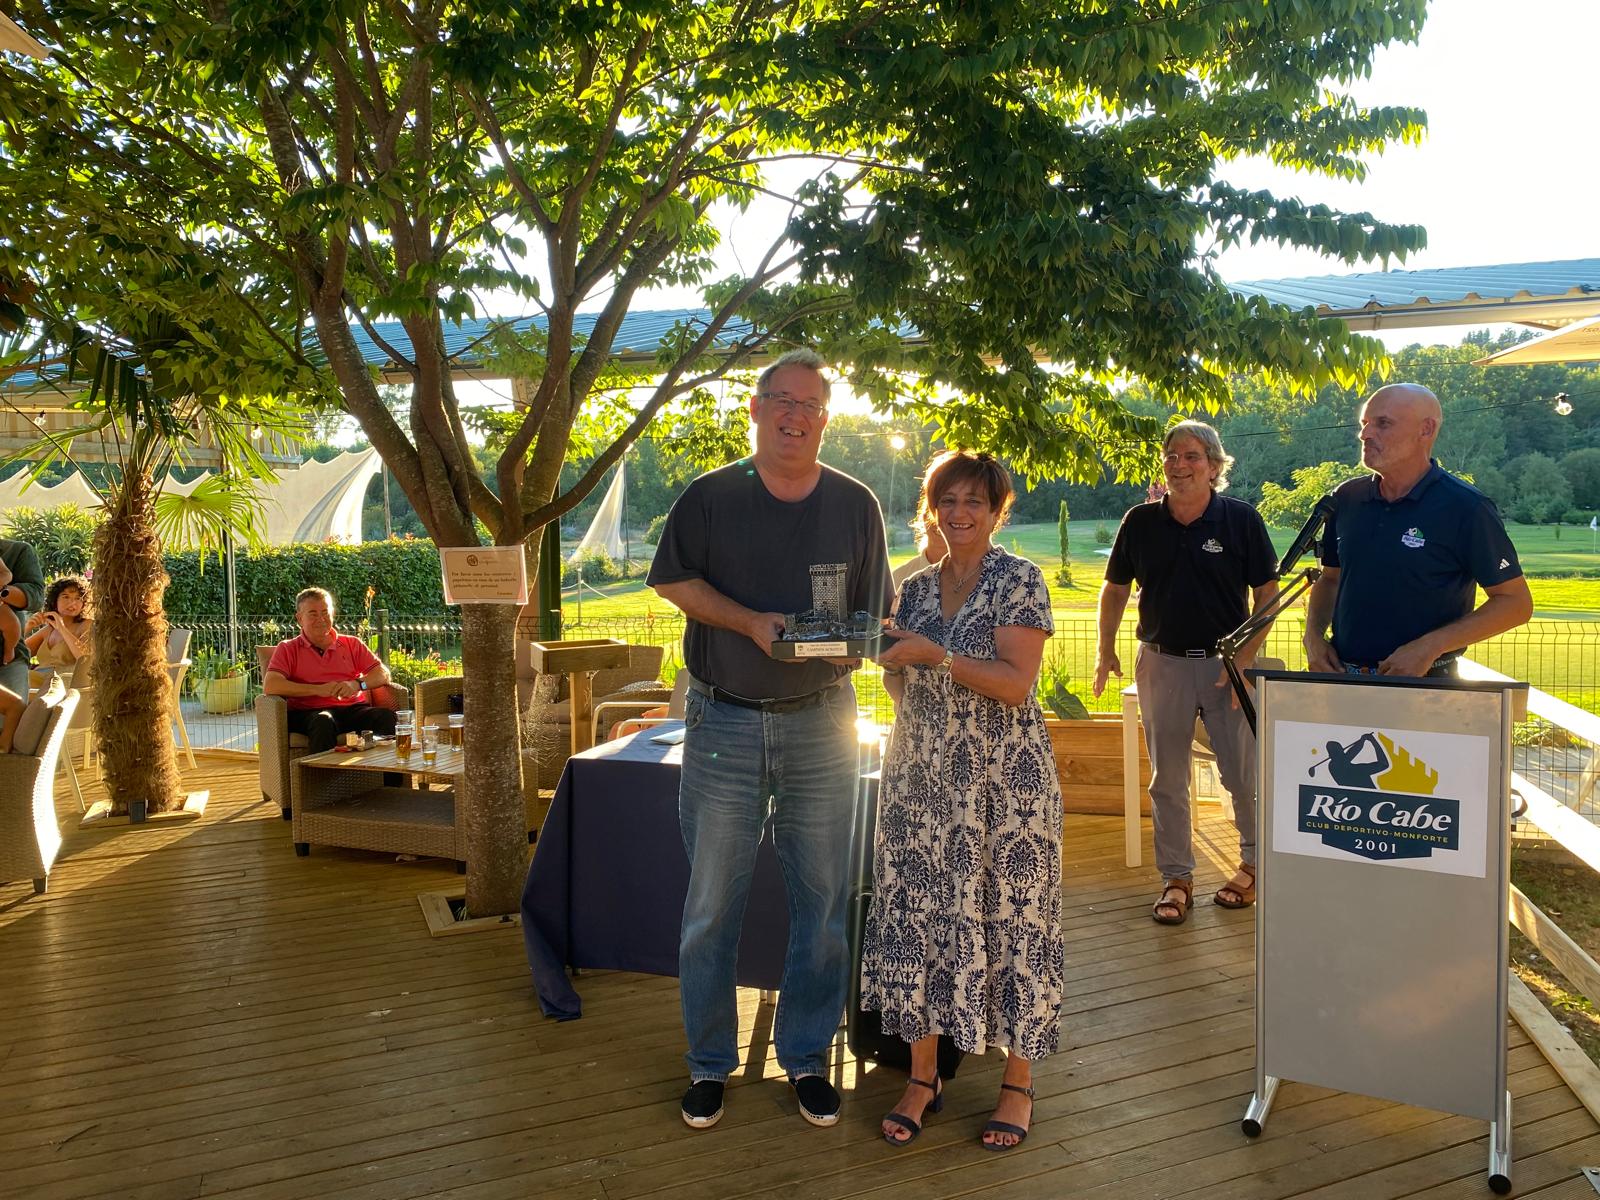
[1046,715,1151,816]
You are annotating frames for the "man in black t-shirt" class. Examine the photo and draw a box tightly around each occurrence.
[648,348,891,1133]
[1304,382,1532,677]
[1092,422,1279,926]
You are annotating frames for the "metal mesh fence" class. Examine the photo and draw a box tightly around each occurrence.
[164,610,1600,818]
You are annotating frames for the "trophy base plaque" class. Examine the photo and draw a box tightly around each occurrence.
[772,609,883,659]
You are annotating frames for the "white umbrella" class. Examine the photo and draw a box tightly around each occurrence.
[0,13,48,59]
[1476,314,1600,366]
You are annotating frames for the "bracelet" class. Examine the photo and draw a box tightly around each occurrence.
[882,665,904,676]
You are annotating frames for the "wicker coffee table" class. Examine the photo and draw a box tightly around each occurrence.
[291,741,467,865]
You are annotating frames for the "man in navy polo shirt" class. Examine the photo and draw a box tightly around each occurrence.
[1093,421,1279,925]
[1304,383,1532,678]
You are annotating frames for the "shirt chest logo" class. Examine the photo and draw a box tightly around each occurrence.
[1401,527,1426,549]
[1201,538,1224,554]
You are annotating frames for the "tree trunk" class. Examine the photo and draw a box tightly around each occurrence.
[460,601,526,916]
[92,469,183,815]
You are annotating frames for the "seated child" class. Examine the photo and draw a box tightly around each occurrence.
[25,576,93,681]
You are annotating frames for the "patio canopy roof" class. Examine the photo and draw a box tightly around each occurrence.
[0,13,48,59]
[8,260,1597,406]
[1226,257,1600,332]
[1475,313,1600,367]
[348,307,759,385]
[345,258,1600,383]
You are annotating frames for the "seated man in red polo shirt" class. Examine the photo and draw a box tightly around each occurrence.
[264,587,398,752]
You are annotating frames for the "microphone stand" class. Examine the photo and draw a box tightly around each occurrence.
[1218,497,1335,733]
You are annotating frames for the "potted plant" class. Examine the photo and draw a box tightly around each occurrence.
[1038,665,1151,815]
[191,648,251,714]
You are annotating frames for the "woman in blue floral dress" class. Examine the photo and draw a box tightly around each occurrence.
[863,451,1064,1152]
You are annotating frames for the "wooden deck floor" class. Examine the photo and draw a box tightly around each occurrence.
[3,758,1597,1200]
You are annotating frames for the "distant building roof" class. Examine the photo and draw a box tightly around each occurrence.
[1228,258,1600,331]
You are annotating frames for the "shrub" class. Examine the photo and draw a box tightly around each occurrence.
[561,547,622,587]
[1,503,103,577]
[643,514,669,545]
[386,646,462,691]
[1094,524,1113,546]
[163,538,448,616]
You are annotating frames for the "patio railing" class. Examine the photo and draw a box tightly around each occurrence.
[1456,657,1600,1122]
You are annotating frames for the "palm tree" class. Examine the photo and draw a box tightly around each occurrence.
[3,313,311,816]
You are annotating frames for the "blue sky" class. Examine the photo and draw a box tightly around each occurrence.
[1213,0,1598,300]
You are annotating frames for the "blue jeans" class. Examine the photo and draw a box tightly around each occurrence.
[678,683,860,1083]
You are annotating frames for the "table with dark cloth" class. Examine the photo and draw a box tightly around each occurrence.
[521,722,791,1020]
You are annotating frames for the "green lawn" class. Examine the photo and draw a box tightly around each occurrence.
[574,519,1600,622]
[562,520,1600,719]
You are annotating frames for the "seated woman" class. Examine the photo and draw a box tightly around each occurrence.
[25,576,94,688]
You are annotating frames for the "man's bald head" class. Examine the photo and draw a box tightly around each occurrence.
[1371,383,1442,425]
[1359,382,1442,482]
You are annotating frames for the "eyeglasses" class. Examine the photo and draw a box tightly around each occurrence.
[758,392,827,419]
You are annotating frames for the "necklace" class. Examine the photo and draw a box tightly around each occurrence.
[941,554,983,593]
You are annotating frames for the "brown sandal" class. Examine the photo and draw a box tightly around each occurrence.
[1152,877,1192,925]
[1213,862,1257,909]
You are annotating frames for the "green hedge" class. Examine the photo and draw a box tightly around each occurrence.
[164,538,448,616]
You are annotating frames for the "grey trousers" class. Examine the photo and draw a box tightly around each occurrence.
[1133,645,1257,881]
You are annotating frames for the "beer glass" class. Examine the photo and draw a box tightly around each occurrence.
[447,713,465,750]
[394,722,414,761]
[419,725,438,765]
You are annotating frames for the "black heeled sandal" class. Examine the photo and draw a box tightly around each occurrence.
[881,1076,944,1146]
[981,1082,1035,1151]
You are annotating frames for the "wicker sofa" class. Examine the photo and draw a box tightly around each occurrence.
[0,688,80,895]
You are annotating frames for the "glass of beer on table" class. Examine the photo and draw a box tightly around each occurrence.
[394,722,414,761]
[447,713,464,750]
[419,725,438,765]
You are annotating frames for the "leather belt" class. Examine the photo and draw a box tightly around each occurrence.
[1144,643,1218,659]
[689,678,841,714]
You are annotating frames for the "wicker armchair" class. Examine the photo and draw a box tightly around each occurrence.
[255,645,409,821]
[0,688,80,895]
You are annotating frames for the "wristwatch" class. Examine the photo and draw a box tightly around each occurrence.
[935,649,954,674]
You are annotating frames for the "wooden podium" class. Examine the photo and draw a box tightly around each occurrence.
[526,638,630,756]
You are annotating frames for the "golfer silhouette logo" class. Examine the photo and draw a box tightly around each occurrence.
[1298,731,1454,862]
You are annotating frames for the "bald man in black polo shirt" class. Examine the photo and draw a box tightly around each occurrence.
[1304,382,1532,677]
[1093,422,1279,925]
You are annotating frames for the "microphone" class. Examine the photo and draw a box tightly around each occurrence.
[1277,494,1336,577]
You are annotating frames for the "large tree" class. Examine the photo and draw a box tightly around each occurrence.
[3,0,1430,915]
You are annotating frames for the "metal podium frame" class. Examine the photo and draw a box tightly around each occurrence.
[1242,670,1525,1195]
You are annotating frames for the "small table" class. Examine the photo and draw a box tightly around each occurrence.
[521,723,791,1020]
[292,741,467,864]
